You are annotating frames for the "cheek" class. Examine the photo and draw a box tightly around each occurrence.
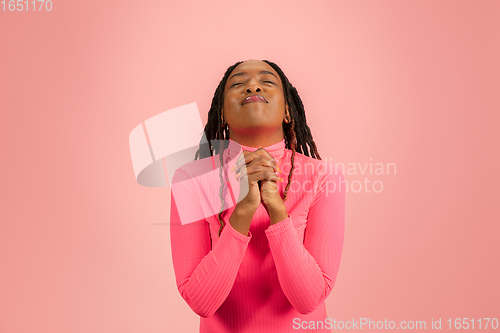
[224,90,238,104]
[223,95,240,119]
[270,95,286,110]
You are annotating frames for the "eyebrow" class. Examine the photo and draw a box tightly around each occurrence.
[228,70,279,81]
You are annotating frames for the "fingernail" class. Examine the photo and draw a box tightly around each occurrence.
[279,177,283,182]
[230,164,236,172]
[277,165,281,173]
[235,172,241,180]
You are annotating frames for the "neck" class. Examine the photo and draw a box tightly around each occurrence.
[226,136,286,165]
[228,128,284,148]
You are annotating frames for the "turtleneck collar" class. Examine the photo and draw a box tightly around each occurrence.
[226,138,286,164]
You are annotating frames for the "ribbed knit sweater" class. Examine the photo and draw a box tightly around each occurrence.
[169,138,345,332]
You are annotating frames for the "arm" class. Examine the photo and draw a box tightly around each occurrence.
[265,163,346,314]
[169,169,251,318]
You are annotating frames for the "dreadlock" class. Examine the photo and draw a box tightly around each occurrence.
[195,60,321,237]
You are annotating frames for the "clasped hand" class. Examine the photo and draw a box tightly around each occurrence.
[230,147,285,215]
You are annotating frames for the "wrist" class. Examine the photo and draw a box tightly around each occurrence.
[268,204,288,225]
[229,202,257,236]
[233,201,258,216]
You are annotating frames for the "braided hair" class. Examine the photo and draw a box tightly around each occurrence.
[195,60,321,236]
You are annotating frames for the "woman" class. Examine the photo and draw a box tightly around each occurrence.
[169,59,345,332]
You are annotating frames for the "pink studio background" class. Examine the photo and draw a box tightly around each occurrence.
[1,1,499,332]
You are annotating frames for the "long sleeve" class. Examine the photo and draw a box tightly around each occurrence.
[265,162,345,314]
[169,168,251,318]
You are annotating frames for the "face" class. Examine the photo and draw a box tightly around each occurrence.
[222,60,290,140]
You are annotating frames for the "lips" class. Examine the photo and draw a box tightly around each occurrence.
[241,95,268,105]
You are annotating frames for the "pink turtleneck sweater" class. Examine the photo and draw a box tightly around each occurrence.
[169,139,345,332]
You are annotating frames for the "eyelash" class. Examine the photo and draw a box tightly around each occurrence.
[231,81,275,87]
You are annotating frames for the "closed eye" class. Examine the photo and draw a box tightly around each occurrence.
[231,81,275,87]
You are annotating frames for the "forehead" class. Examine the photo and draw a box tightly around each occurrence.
[228,60,280,80]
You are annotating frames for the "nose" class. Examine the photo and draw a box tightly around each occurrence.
[245,79,262,93]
